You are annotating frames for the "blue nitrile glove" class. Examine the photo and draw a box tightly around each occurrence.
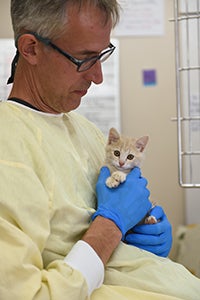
[125,206,172,257]
[92,166,152,238]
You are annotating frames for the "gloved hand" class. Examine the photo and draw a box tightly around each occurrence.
[92,166,152,238]
[124,206,172,257]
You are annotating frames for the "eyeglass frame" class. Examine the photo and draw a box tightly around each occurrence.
[18,31,116,72]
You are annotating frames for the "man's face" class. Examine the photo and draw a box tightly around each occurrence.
[35,5,113,113]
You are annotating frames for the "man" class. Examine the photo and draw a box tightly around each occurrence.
[0,1,199,299]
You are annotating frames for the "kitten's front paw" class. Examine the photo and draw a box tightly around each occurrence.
[112,171,126,184]
[144,215,157,224]
[106,171,127,188]
[106,176,120,188]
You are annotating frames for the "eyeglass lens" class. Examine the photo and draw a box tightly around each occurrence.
[78,48,114,72]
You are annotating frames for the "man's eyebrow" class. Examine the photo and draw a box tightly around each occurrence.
[79,49,99,55]
[77,44,110,56]
[77,48,102,56]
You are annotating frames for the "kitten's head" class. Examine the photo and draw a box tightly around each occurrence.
[105,127,149,172]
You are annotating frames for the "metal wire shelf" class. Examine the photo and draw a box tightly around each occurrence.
[173,0,200,187]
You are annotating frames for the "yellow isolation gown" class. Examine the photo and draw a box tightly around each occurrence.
[0,101,199,300]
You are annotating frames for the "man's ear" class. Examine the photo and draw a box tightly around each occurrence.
[17,34,40,65]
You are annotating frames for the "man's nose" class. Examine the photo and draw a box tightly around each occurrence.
[84,60,103,85]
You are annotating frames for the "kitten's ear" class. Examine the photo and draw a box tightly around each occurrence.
[108,127,120,144]
[136,136,149,152]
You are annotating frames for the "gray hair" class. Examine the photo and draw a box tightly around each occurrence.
[10,0,120,40]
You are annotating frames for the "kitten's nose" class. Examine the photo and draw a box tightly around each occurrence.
[119,160,125,167]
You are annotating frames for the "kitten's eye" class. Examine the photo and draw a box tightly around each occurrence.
[127,154,134,160]
[114,150,120,157]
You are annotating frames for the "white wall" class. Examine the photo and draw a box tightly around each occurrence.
[0,0,13,38]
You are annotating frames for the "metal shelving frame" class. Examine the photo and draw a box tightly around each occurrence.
[174,0,200,187]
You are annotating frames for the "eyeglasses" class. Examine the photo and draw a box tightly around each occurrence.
[28,31,116,72]
[7,31,116,84]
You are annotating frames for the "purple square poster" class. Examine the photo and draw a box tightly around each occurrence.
[143,69,157,86]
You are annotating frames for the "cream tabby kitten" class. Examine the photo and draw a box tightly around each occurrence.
[104,127,157,224]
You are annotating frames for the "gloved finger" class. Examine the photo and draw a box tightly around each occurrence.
[128,242,170,257]
[133,214,171,235]
[125,228,172,257]
[127,166,141,180]
[96,166,111,184]
[125,231,168,246]
[127,168,148,189]
[142,187,150,199]
[139,177,148,188]
[150,205,164,220]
